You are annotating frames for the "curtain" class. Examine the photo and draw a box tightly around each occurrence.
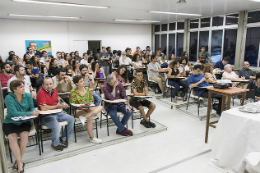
[0,83,8,173]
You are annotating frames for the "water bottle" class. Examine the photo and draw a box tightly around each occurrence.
[99,71,103,79]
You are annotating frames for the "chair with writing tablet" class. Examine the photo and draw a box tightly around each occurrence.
[165,78,184,109]
[4,108,41,163]
[239,152,260,173]
[147,68,160,93]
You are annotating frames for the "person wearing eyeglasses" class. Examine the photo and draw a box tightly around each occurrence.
[239,61,255,80]
[130,69,156,128]
[188,64,223,115]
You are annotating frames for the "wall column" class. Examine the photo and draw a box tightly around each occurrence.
[183,19,189,52]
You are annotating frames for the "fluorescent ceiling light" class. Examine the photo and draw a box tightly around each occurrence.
[148,11,202,16]
[8,14,80,19]
[250,0,260,2]
[12,0,109,8]
[114,19,160,23]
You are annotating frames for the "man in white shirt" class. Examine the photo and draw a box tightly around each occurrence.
[148,55,168,96]
[40,51,48,63]
[80,53,89,65]
[222,64,247,89]
[27,47,34,57]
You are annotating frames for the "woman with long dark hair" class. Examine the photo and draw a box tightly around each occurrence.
[111,65,129,84]
[48,58,58,76]
[23,54,31,66]
[71,59,80,76]
[62,53,70,69]
[70,52,75,59]
[30,56,41,73]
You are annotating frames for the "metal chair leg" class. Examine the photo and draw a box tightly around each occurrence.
[106,114,109,136]
[95,119,98,138]
[41,129,44,153]
[186,89,191,110]
[74,122,77,143]
[65,125,68,147]
[100,112,102,128]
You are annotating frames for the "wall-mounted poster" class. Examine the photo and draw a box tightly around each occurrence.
[25,40,52,57]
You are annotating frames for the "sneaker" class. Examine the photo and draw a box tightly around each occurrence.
[51,144,63,152]
[124,128,133,136]
[148,121,156,128]
[60,137,68,148]
[140,121,151,128]
[79,116,86,126]
[116,128,128,136]
[90,137,102,144]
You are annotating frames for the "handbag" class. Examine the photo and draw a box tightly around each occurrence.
[213,83,232,89]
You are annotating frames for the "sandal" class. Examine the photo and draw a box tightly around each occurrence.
[12,161,17,170]
[18,163,25,173]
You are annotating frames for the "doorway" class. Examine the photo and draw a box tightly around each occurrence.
[88,40,101,57]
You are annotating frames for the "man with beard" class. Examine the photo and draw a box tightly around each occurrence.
[0,62,14,98]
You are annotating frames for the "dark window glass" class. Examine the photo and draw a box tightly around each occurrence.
[226,14,239,25]
[169,34,175,60]
[244,27,260,67]
[177,22,184,30]
[224,29,237,65]
[169,23,176,31]
[161,34,167,55]
[248,11,260,24]
[189,32,198,61]
[190,19,199,29]
[201,18,210,28]
[162,24,168,31]
[177,33,184,56]
[155,35,160,52]
[213,16,224,27]
[211,30,223,63]
[199,31,209,54]
[155,25,160,32]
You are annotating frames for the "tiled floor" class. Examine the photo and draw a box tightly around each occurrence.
[7,96,242,173]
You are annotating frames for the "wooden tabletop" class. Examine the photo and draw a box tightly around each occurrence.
[207,87,248,95]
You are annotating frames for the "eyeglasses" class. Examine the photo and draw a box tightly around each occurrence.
[136,75,143,77]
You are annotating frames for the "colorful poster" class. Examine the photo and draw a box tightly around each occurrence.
[25,40,52,56]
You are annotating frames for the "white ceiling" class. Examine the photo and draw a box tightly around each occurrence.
[1,0,260,24]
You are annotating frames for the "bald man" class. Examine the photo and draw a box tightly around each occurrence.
[239,61,255,80]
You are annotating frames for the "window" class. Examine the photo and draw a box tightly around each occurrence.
[155,25,160,32]
[177,33,184,56]
[162,24,168,31]
[189,32,198,61]
[213,16,224,27]
[226,14,239,25]
[169,34,175,59]
[201,18,210,28]
[177,22,184,30]
[190,19,199,29]
[224,29,237,65]
[155,35,160,52]
[161,34,167,55]
[211,30,223,63]
[199,31,209,52]
[248,11,260,24]
[244,27,260,67]
[169,23,176,31]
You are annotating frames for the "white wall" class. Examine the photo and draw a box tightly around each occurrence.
[0,19,151,60]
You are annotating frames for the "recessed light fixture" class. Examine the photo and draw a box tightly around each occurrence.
[148,11,202,16]
[12,0,109,8]
[114,19,160,23]
[8,14,81,19]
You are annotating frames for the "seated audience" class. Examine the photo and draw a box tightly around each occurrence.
[99,46,111,76]
[103,75,133,136]
[203,64,217,84]
[188,64,222,115]
[45,55,53,71]
[71,59,80,76]
[179,57,191,77]
[56,52,63,67]
[48,58,59,76]
[125,48,133,59]
[130,69,156,128]
[27,47,34,57]
[169,53,175,62]
[112,50,118,69]
[239,61,255,79]
[144,54,151,63]
[31,55,41,73]
[87,50,97,61]
[62,53,70,69]
[214,57,230,79]
[0,63,14,97]
[132,54,144,70]
[70,76,103,143]
[119,51,132,70]
[167,61,188,103]
[247,72,260,100]
[111,65,129,84]
[61,52,65,59]
[148,55,169,95]
[9,54,24,67]
[87,57,95,73]
[52,68,75,108]
[198,46,213,64]
[40,51,48,63]
[37,77,74,151]
[74,51,82,62]
[133,46,140,55]
[139,51,147,63]
[70,52,75,59]
[92,62,106,79]
[79,64,101,106]
[23,54,31,66]
[3,80,39,173]
[25,61,43,91]
[222,64,247,89]
[80,52,89,66]
[8,65,37,100]
[160,55,168,68]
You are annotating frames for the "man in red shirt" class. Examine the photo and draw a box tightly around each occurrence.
[0,62,14,98]
[37,77,74,152]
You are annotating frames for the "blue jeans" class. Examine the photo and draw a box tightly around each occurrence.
[92,92,101,106]
[168,80,188,98]
[105,104,131,132]
[42,112,75,147]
